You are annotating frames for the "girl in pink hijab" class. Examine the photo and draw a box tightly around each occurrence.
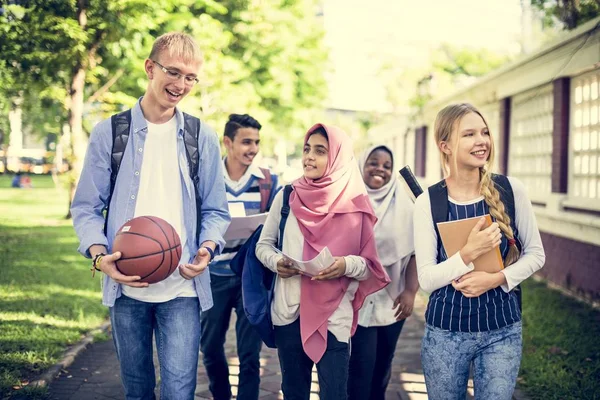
[256,124,390,400]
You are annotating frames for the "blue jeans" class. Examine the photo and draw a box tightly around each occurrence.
[110,294,201,400]
[274,319,349,400]
[421,321,522,400]
[348,320,406,400]
[200,274,262,400]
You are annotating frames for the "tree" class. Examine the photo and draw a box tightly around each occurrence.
[0,0,177,215]
[1,0,328,204]
[0,58,14,151]
[1,0,328,216]
[432,44,511,79]
[531,0,600,30]
[404,45,512,120]
[376,43,512,122]
[190,0,329,146]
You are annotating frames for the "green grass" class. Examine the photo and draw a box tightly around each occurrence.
[0,174,108,399]
[520,279,600,400]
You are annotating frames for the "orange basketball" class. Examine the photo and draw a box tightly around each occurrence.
[112,216,182,284]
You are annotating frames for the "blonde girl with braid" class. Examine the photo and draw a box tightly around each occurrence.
[413,103,545,400]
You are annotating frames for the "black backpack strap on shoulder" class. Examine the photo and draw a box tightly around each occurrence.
[428,179,449,260]
[491,174,523,310]
[104,109,132,235]
[182,113,201,183]
[182,112,202,243]
[491,175,516,231]
[278,185,293,250]
[490,174,522,251]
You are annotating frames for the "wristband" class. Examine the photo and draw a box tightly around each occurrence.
[91,253,106,277]
[203,246,215,262]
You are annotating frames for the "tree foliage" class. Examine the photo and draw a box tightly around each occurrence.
[407,44,511,114]
[531,0,600,30]
[0,0,328,212]
[377,43,511,120]
[0,0,328,147]
[432,44,511,78]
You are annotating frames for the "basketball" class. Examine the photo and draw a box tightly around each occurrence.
[112,216,182,284]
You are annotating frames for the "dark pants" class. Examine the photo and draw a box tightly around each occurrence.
[274,319,349,400]
[200,274,262,400]
[348,320,406,400]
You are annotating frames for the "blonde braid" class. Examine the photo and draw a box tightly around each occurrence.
[479,169,520,266]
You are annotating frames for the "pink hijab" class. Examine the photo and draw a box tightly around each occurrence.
[290,123,390,363]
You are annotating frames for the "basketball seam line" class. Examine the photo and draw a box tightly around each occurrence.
[143,216,173,249]
[117,246,180,260]
[116,231,162,249]
[143,216,173,278]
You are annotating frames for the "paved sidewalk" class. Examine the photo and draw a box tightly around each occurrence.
[45,294,447,400]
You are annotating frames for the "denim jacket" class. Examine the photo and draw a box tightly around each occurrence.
[71,99,230,310]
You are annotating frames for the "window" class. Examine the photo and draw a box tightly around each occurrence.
[508,84,554,203]
[570,69,600,202]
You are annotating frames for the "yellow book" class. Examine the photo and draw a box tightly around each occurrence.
[436,214,504,273]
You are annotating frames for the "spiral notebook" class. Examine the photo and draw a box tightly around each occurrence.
[436,214,504,273]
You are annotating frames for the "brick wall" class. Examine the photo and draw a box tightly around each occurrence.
[538,232,600,300]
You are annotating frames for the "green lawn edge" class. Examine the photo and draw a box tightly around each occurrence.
[0,175,108,399]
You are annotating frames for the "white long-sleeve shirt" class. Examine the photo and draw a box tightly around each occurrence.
[414,176,546,294]
[357,254,412,327]
[255,189,370,343]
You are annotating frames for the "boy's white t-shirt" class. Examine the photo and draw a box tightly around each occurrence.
[122,116,196,302]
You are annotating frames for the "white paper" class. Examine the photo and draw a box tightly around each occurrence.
[224,213,268,241]
[228,202,246,217]
[269,245,335,277]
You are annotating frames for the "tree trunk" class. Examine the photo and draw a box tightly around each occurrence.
[65,0,88,219]
[66,66,87,219]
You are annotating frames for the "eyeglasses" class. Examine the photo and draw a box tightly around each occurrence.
[152,60,199,86]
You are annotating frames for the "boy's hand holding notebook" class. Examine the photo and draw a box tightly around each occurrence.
[436,214,504,273]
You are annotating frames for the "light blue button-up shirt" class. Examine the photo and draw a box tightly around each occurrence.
[71,99,230,310]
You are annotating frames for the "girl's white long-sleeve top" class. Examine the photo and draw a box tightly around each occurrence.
[255,189,371,344]
[413,176,545,294]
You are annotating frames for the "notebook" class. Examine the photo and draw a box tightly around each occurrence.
[436,214,504,273]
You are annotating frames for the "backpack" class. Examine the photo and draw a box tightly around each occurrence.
[257,167,278,213]
[229,184,293,348]
[104,109,202,242]
[428,174,523,309]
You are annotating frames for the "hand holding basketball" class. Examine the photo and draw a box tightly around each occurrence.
[179,247,211,280]
[97,252,149,288]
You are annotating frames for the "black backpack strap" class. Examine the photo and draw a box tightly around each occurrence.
[491,174,520,249]
[182,113,201,183]
[428,179,449,261]
[182,113,202,244]
[278,185,293,250]
[491,174,522,310]
[105,109,132,235]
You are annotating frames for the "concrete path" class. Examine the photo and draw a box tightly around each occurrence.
[47,294,476,400]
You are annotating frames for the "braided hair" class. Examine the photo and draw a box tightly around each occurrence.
[434,103,520,266]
